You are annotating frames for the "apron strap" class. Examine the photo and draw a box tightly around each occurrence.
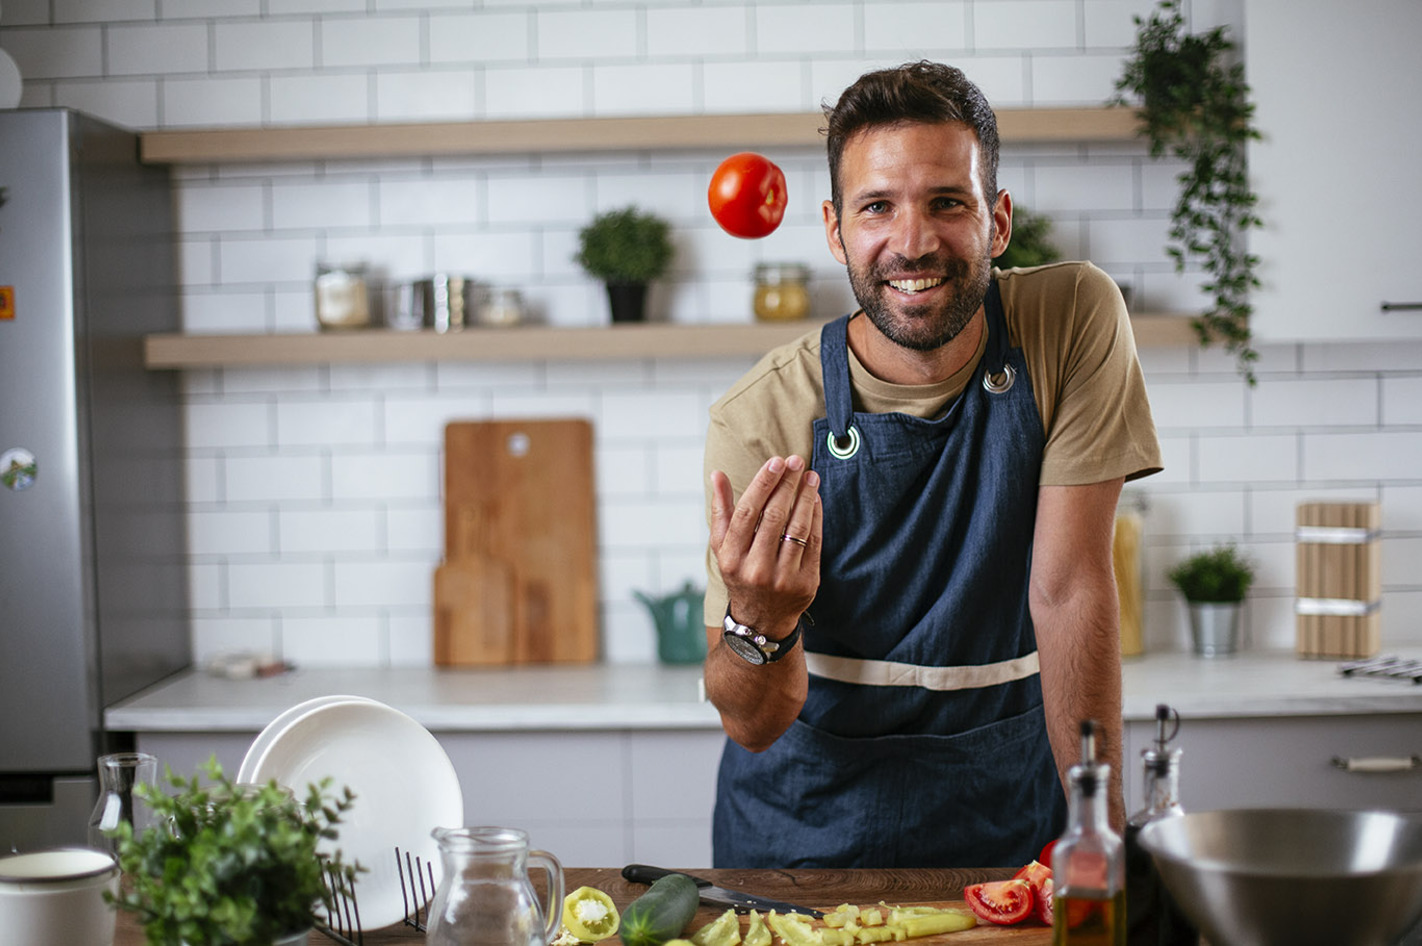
[819,314,856,441]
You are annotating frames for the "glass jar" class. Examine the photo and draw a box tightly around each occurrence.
[1114,490,1147,657]
[87,752,158,855]
[314,262,371,330]
[753,263,811,321]
[478,288,526,327]
[425,826,563,946]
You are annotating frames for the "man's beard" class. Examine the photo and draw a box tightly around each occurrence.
[846,246,993,353]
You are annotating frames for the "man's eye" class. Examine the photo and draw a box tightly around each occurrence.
[933,197,963,210]
[862,200,888,214]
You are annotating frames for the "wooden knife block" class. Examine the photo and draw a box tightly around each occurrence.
[1296,502,1381,659]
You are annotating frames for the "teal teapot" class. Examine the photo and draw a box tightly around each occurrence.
[633,582,707,664]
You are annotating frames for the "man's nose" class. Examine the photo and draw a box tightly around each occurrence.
[890,207,940,259]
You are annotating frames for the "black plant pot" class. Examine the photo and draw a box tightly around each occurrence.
[606,282,648,323]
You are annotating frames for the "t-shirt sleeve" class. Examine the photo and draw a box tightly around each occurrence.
[1032,263,1163,486]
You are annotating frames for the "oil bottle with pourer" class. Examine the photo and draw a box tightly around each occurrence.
[1125,704,1198,946]
[1051,719,1126,946]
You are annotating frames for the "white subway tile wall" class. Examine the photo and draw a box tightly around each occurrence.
[6,0,1422,664]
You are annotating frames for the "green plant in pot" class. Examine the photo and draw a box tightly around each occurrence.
[1168,544,1255,657]
[1112,0,1262,384]
[108,758,359,946]
[993,205,1061,271]
[574,205,674,323]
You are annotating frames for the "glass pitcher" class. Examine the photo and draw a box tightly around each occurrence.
[426,826,564,946]
[87,751,158,855]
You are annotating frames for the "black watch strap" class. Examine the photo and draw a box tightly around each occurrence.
[722,609,803,665]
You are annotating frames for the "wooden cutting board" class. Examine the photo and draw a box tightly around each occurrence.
[434,418,598,665]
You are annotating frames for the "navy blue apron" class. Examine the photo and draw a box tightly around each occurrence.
[712,282,1067,868]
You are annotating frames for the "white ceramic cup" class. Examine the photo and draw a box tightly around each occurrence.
[0,848,119,946]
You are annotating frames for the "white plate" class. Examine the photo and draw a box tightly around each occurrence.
[247,700,463,930]
[237,695,377,784]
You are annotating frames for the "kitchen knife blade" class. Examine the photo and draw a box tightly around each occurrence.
[621,864,824,918]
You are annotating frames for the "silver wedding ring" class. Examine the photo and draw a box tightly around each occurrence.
[780,533,809,547]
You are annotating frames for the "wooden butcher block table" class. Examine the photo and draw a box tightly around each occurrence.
[111,867,1048,945]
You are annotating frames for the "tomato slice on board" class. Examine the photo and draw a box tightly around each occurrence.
[1013,859,1052,900]
[963,879,1033,926]
[708,152,788,239]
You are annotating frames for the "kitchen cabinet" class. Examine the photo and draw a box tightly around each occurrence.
[1123,712,1422,814]
[127,727,726,868]
[1246,0,1422,340]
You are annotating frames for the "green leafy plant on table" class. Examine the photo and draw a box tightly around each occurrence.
[1167,543,1255,603]
[993,205,1062,272]
[1112,0,1262,384]
[108,757,359,946]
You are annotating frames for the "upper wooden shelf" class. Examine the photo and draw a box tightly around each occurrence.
[143,315,1193,369]
[139,107,1141,164]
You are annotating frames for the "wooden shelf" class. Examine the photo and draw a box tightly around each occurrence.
[139,107,1140,164]
[143,315,1195,369]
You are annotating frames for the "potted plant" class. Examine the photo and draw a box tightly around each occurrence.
[574,205,675,323]
[1167,543,1255,657]
[108,758,359,946]
[993,205,1061,271]
[1112,0,1262,383]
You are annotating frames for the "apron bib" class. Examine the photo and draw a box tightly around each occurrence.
[713,283,1067,867]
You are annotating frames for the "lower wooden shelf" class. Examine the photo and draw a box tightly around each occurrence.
[142,315,1196,369]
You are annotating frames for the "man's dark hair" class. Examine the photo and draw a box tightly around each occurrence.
[823,60,1000,217]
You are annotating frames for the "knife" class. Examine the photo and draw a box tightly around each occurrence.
[621,864,824,918]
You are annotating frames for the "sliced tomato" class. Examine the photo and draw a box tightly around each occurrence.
[963,879,1033,926]
[1034,877,1054,926]
[1039,839,1057,867]
[1012,859,1052,900]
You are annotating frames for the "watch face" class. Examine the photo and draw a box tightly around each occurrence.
[723,631,768,665]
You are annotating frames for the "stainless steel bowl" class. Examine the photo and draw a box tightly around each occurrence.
[1138,808,1422,946]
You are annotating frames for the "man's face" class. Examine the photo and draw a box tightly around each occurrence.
[823,121,1011,352]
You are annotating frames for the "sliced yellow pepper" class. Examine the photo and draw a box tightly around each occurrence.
[561,885,620,942]
[690,908,742,946]
[743,910,772,946]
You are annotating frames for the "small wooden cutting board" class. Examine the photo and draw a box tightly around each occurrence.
[434,418,599,665]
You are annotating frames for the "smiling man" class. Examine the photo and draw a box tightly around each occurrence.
[701,61,1162,868]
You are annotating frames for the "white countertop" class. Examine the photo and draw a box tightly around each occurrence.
[105,648,1422,734]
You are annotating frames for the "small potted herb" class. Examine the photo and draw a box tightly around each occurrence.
[108,758,359,946]
[1168,544,1255,657]
[993,205,1061,271]
[574,206,675,323]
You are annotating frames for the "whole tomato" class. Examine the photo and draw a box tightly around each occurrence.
[708,152,788,239]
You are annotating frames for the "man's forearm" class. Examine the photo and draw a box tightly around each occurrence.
[703,624,807,752]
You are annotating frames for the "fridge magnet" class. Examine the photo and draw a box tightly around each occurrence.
[1,447,36,491]
[0,286,14,320]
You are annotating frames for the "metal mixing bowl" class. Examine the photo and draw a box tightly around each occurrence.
[1138,808,1422,946]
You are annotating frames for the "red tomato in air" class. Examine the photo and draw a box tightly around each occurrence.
[963,879,1033,926]
[708,152,788,238]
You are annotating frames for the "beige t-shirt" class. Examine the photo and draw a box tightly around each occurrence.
[702,260,1162,624]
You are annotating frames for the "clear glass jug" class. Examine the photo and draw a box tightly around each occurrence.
[426,826,564,946]
[87,751,158,855]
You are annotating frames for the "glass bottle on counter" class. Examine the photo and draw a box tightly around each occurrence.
[1125,705,1198,946]
[87,751,158,855]
[1052,720,1125,946]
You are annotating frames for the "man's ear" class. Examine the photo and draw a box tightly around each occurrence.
[823,200,848,265]
[991,189,1013,259]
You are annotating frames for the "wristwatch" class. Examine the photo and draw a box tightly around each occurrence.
[722,608,803,665]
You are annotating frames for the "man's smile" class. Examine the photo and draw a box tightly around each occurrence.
[886,277,945,293]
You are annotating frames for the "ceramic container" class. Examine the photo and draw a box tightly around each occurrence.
[0,848,119,946]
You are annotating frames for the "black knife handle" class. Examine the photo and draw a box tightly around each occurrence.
[621,864,709,888]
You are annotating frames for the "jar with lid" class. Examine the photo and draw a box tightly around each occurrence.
[478,288,526,327]
[314,262,371,330]
[753,263,811,321]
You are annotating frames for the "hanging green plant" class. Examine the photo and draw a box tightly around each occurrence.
[1112,0,1262,383]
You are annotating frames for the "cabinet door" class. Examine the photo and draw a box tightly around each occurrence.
[1246,0,1422,340]
[1125,714,1421,813]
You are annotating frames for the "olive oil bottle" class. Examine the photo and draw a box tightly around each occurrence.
[1052,720,1125,946]
[1124,704,1199,946]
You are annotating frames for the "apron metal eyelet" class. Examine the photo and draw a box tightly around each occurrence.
[982,363,1016,394]
[826,425,861,460]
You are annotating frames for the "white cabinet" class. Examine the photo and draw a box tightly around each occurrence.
[135,728,727,869]
[1246,0,1422,340]
[1123,713,1422,814]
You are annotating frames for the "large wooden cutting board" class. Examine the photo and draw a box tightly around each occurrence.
[434,418,598,665]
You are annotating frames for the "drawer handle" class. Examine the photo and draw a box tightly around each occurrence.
[1381,302,1422,312]
[1331,755,1420,773]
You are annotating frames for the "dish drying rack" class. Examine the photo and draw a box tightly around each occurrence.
[1338,654,1422,684]
[319,847,436,945]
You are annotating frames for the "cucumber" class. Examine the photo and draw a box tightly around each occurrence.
[619,873,700,946]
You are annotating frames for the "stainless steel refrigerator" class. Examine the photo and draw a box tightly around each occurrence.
[0,109,189,850]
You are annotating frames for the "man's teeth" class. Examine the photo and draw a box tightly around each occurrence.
[887,277,944,293]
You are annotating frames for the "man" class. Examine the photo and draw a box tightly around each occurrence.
[701,61,1161,868]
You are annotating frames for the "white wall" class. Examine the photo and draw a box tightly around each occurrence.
[5,0,1421,667]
